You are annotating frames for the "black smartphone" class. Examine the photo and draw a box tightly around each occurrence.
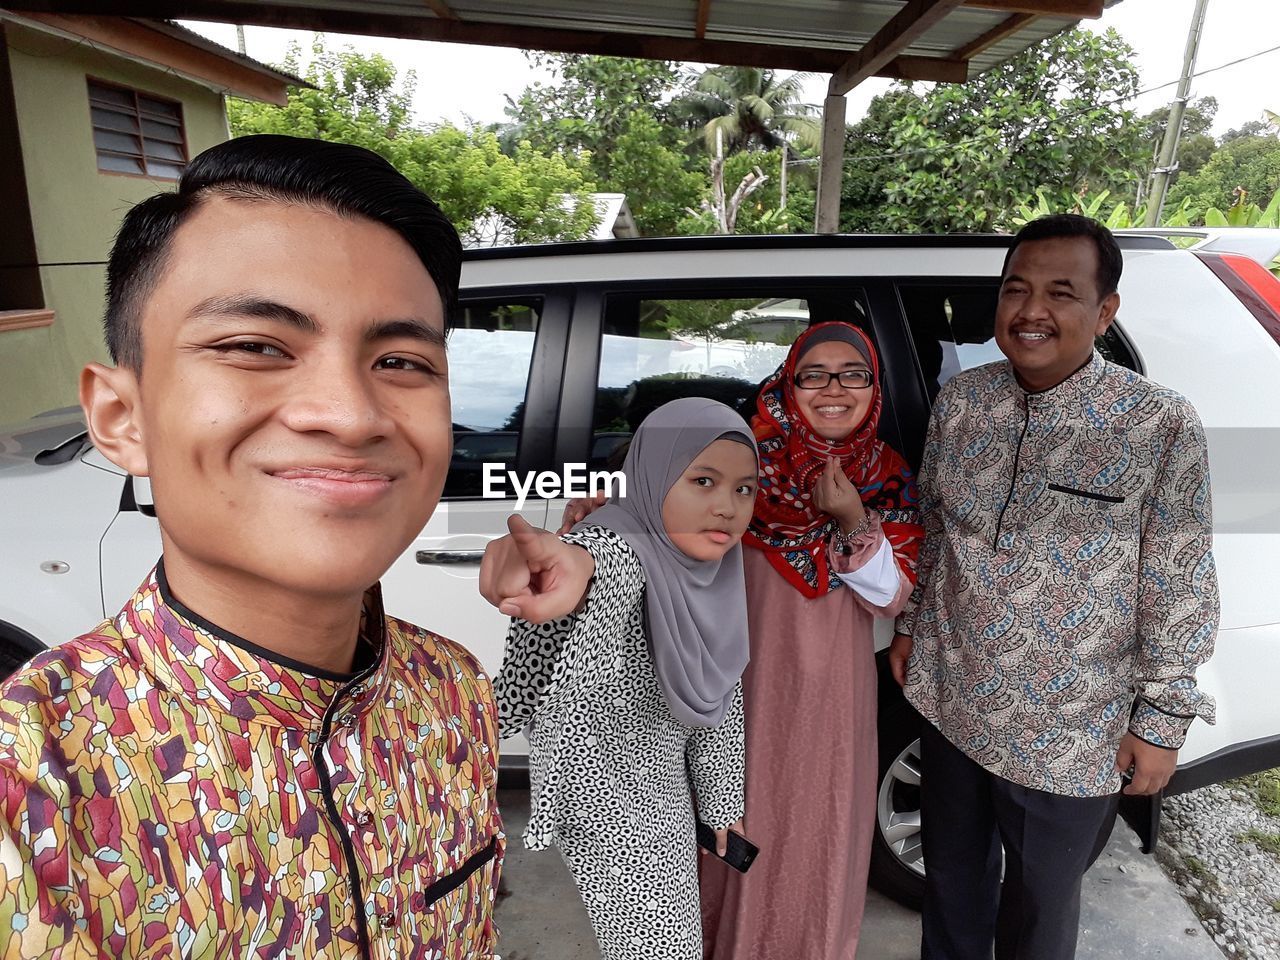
[695,820,759,874]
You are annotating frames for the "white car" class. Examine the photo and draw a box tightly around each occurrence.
[3,232,1280,907]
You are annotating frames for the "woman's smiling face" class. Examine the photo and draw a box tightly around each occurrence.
[792,341,875,442]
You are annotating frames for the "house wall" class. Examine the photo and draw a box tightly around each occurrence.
[0,22,230,423]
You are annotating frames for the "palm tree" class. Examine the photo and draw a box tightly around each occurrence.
[669,66,820,155]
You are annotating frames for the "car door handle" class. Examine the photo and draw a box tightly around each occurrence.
[416,549,485,565]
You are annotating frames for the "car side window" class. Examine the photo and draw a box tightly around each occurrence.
[592,291,869,461]
[896,282,1138,403]
[446,299,541,498]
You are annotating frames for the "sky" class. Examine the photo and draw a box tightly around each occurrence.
[183,0,1280,139]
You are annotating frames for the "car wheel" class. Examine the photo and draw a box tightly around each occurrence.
[869,692,926,909]
[0,622,43,684]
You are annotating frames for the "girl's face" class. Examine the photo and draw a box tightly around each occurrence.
[792,341,875,442]
[661,438,758,562]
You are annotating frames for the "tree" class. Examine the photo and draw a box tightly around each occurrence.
[1138,96,1218,185]
[396,129,600,247]
[669,66,820,155]
[874,28,1145,232]
[500,53,704,235]
[1166,133,1280,221]
[501,53,680,162]
[840,87,922,232]
[1222,120,1272,143]
[601,112,706,236]
[228,39,599,245]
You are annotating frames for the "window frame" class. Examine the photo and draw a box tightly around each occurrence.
[443,288,572,501]
[86,77,189,181]
[556,277,916,472]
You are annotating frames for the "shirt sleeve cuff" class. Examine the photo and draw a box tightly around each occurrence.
[1129,699,1194,749]
[832,537,900,606]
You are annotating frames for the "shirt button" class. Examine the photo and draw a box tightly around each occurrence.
[378,911,397,929]
[355,809,373,827]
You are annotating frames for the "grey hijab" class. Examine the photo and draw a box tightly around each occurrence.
[576,397,756,728]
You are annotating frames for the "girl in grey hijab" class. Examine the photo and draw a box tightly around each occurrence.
[581,397,754,727]
[482,397,757,960]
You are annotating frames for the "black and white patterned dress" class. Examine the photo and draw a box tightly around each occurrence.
[496,525,745,960]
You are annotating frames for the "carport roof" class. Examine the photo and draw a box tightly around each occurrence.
[12,1,1122,92]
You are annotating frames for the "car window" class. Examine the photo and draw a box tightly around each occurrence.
[445,299,540,498]
[593,290,869,453]
[896,282,1138,403]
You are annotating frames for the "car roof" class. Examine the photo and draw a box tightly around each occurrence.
[462,233,1174,262]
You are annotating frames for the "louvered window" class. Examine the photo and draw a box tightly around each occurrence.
[88,79,187,180]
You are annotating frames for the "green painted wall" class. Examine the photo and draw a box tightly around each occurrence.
[0,23,230,424]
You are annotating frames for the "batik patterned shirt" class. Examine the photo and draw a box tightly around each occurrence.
[0,563,502,959]
[896,352,1219,796]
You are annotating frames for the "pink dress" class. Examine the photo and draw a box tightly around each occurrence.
[699,519,911,960]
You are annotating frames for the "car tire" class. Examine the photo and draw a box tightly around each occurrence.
[869,663,926,910]
[0,622,43,684]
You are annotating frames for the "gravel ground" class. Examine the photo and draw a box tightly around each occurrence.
[1161,780,1280,959]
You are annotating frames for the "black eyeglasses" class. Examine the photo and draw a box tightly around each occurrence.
[794,369,874,390]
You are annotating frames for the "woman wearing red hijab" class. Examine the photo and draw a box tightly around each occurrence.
[698,321,923,960]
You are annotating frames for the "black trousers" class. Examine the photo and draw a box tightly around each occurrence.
[919,722,1120,960]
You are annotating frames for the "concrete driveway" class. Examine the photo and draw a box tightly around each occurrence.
[494,789,1224,960]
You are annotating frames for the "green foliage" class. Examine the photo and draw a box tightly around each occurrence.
[1167,133,1280,223]
[228,39,599,245]
[226,39,414,151]
[1137,98,1221,183]
[501,53,680,161]
[497,54,708,235]
[841,88,919,232]
[877,28,1145,233]
[668,66,820,155]
[721,149,814,234]
[1239,828,1280,858]
[604,113,706,236]
[1232,770,1280,819]
[1012,186,1196,230]
[395,129,599,246]
[1204,186,1280,228]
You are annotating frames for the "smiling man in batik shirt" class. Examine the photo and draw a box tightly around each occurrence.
[0,136,502,959]
[889,215,1218,960]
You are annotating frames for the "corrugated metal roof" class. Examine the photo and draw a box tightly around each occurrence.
[14,1,1124,85]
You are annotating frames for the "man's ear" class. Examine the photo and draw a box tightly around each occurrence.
[80,362,149,477]
[1095,291,1120,336]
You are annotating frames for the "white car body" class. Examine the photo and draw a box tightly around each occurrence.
[3,233,1278,903]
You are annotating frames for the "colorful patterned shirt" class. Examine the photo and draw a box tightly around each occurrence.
[896,352,1219,796]
[0,563,503,959]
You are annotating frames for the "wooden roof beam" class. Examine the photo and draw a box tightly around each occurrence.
[10,1,970,79]
[422,0,456,21]
[963,0,1104,16]
[829,0,966,96]
[954,12,1034,60]
[695,0,712,40]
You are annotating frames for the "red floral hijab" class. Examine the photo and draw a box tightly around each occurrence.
[743,322,923,598]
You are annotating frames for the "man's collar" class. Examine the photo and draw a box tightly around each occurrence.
[1014,350,1105,404]
[116,562,390,729]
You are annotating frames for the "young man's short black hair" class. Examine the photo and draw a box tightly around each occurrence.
[104,134,461,368]
[1001,214,1123,300]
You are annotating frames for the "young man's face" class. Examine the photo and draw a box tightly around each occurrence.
[88,197,452,599]
[994,236,1120,392]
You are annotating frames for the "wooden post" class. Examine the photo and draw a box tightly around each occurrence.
[815,94,846,234]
